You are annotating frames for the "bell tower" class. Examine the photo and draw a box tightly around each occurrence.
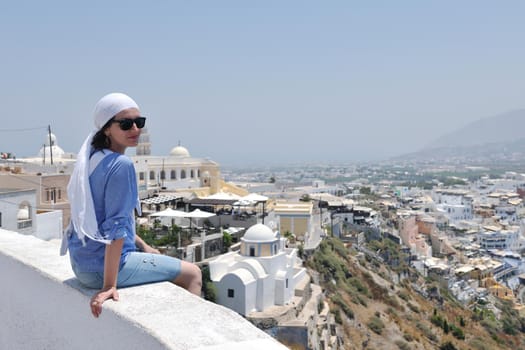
[136,127,151,156]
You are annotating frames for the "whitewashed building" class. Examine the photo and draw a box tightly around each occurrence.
[209,223,308,316]
[477,225,522,251]
[433,189,473,223]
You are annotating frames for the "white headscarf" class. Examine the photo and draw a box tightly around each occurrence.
[67,92,139,244]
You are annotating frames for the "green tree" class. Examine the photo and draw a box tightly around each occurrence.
[458,316,466,327]
[201,265,217,302]
[443,320,449,334]
[297,244,304,259]
[450,325,465,340]
[223,232,233,252]
[360,186,371,195]
[299,194,311,202]
[136,225,156,246]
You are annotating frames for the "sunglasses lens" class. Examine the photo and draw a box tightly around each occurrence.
[119,119,134,130]
[135,117,146,129]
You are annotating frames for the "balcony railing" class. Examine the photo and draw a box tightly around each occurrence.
[17,219,32,229]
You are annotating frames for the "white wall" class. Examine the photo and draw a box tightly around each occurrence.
[35,210,63,240]
[0,229,288,350]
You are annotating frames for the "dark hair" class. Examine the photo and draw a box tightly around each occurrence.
[91,118,114,150]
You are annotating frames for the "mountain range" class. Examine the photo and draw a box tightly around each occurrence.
[427,109,525,149]
[393,109,525,164]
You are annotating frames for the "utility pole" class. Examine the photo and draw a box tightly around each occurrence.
[48,125,54,165]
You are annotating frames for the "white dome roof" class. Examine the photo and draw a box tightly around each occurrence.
[45,133,57,146]
[38,145,65,158]
[170,145,190,157]
[242,224,276,242]
[38,133,65,158]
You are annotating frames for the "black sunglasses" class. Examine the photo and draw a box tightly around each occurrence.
[112,117,147,131]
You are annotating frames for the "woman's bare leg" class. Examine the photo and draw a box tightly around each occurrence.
[173,261,202,296]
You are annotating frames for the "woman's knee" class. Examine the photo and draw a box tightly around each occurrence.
[186,262,202,280]
[174,261,202,291]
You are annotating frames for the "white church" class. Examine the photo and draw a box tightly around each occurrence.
[208,223,308,316]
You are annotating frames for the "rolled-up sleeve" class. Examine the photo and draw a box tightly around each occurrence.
[98,156,138,241]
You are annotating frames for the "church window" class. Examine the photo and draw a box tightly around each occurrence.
[160,170,166,180]
[46,188,57,203]
[286,278,289,288]
[0,212,2,227]
[249,247,255,257]
[190,170,194,178]
[171,170,176,180]
[197,170,201,178]
[17,203,32,229]
[227,289,234,298]
[149,171,155,180]
[139,172,145,181]
[181,170,186,179]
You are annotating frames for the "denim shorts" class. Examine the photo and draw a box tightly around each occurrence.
[71,252,182,289]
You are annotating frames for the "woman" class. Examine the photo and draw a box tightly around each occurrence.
[64,92,201,318]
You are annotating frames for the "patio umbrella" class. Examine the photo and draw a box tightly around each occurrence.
[149,208,188,218]
[149,208,191,230]
[185,208,216,218]
[178,208,215,231]
[149,208,189,247]
[184,209,216,261]
[240,193,269,223]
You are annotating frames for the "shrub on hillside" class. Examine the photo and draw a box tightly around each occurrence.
[367,316,385,335]
[416,322,438,342]
[439,341,457,350]
[395,340,410,350]
[331,294,354,320]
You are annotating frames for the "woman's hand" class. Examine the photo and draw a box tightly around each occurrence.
[135,234,160,254]
[90,286,119,318]
[142,245,161,254]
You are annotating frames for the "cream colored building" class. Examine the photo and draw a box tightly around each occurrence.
[0,169,70,230]
[273,202,313,241]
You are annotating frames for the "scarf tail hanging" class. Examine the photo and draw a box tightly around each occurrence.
[67,131,111,245]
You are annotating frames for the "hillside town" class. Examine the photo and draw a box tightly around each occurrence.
[3,131,525,349]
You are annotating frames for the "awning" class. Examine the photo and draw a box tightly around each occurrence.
[142,194,182,205]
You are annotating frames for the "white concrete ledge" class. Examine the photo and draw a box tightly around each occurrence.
[0,229,288,350]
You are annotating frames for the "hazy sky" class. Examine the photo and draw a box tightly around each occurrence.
[1,1,524,166]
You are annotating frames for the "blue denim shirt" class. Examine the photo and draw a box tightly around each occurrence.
[68,150,139,273]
